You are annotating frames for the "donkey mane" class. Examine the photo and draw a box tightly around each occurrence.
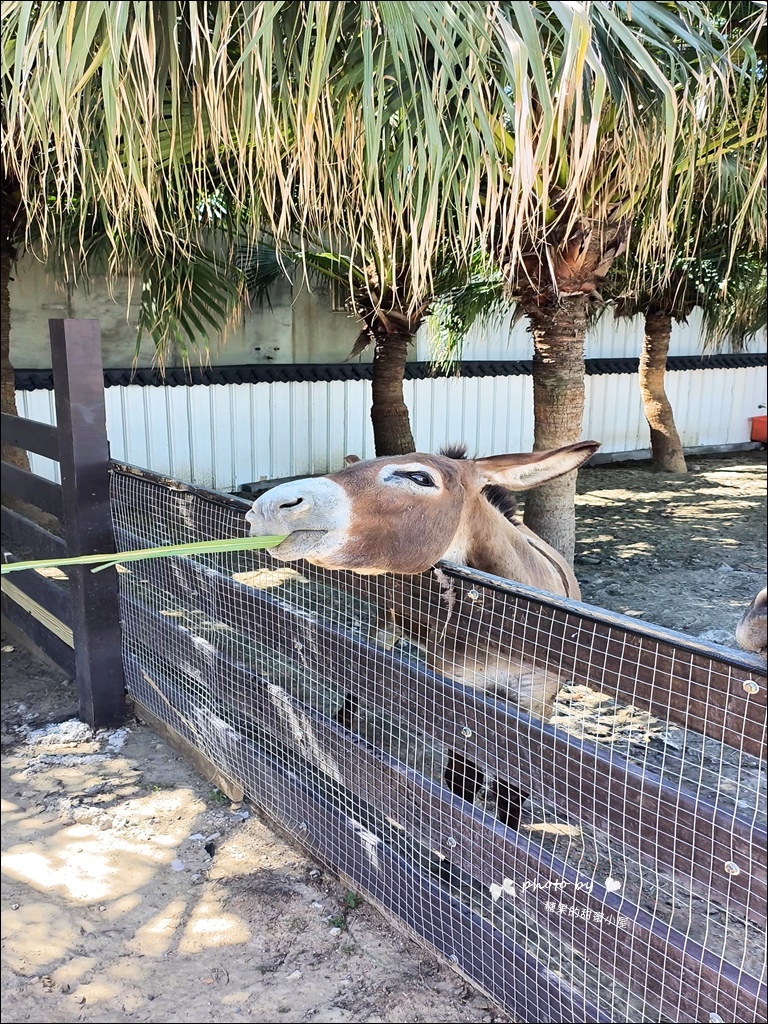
[439,444,520,523]
[439,443,470,460]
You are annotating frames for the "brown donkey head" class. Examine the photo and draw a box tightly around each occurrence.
[246,441,599,596]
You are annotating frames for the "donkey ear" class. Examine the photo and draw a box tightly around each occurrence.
[474,441,600,490]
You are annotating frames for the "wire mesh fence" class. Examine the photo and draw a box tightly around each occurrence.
[110,462,767,1024]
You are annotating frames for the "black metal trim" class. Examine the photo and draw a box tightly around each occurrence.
[15,351,768,390]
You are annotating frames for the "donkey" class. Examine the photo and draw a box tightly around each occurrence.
[246,440,599,718]
[735,588,767,658]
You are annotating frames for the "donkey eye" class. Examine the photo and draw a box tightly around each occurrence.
[394,470,436,488]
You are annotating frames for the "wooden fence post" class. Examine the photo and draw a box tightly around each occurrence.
[50,318,126,728]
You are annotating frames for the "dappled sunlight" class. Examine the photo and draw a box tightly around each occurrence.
[4,832,161,901]
[2,796,26,817]
[46,954,99,988]
[613,542,655,558]
[68,978,126,1008]
[109,959,148,981]
[208,827,297,881]
[690,532,737,541]
[2,902,83,971]
[577,488,684,506]
[573,452,765,638]
[220,989,255,1008]
[2,788,206,902]
[576,460,766,572]
[129,898,189,956]
[524,822,581,838]
[111,787,206,833]
[34,565,68,581]
[232,566,309,589]
[697,467,768,484]
[673,497,763,514]
[2,744,256,1009]
[178,899,251,953]
[103,892,144,919]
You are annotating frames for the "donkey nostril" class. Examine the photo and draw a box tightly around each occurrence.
[279,496,304,510]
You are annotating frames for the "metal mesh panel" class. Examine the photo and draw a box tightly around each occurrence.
[110,463,767,1024]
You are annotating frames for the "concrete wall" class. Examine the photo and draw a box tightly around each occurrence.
[9,256,363,370]
[12,254,766,372]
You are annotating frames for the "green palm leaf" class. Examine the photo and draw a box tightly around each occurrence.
[1,536,288,576]
[2,1,742,311]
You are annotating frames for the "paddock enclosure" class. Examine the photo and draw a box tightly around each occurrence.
[2,320,767,1023]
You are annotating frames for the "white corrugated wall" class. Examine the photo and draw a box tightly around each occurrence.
[17,361,766,491]
[15,306,767,490]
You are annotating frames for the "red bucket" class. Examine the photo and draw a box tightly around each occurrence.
[750,415,767,443]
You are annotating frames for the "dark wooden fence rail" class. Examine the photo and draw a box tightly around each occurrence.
[109,464,767,1024]
[113,461,766,758]
[119,589,765,1024]
[1,319,125,728]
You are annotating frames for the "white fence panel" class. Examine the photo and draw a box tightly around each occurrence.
[14,388,61,483]
[16,361,766,491]
[583,374,647,453]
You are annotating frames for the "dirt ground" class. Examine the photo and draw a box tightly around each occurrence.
[573,449,767,642]
[2,449,766,1024]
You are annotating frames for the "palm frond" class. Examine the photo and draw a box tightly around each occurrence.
[134,246,244,368]
[0,536,288,576]
[2,1,741,312]
[233,243,290,307]
[699,255,768,351]
[427,254,507,371]
[25,194,249,368]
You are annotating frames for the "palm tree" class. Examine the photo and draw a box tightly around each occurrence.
[438,6,764,561]
[488,3,765,560]
[306,254,427,456]
[610,241,767,474]
[239,242,482,454]
[430,2,765,561]
[1,1,751,474]
[0,2,541,317]
[607,4,767,473]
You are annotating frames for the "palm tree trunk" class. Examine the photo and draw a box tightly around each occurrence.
[639,310,687,473]
[523,296,587,566]
[1,238,30,473]
[370,332,416,455]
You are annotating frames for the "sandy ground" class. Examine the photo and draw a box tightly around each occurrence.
[573,450,767,641]
[0,639,509,1024]
[2,449,766,1024]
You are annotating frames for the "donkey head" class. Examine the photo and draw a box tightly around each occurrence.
[246,441,598,588]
